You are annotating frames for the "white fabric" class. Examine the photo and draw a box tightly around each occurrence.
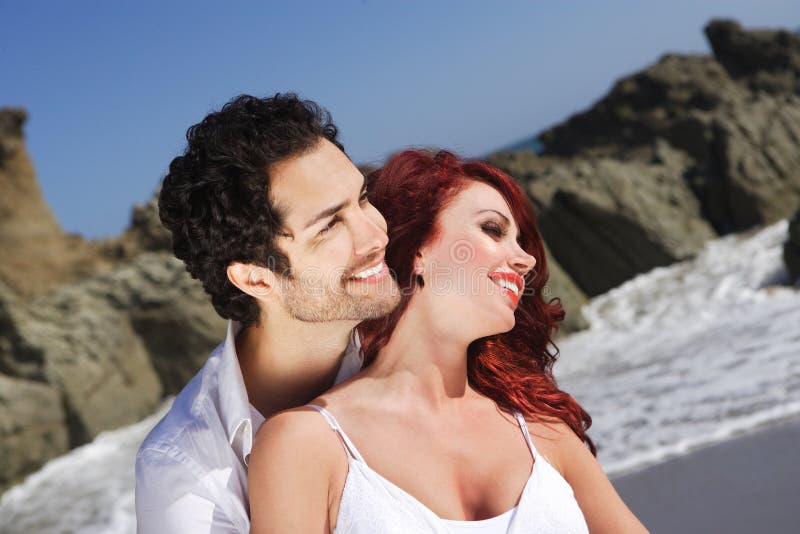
[135,320,363,534]
[441,508,515,534]
[308,405,589,534]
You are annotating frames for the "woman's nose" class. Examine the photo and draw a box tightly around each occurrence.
[512,247,536,276]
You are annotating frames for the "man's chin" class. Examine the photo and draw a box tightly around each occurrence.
[355,296,401,321]
[283,292,400,323]
[337,292,402,322]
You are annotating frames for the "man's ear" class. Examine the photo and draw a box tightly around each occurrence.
[227,262,278,302]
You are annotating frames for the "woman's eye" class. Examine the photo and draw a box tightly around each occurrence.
[319,216,341,236]
[359,191,369,205]
[481,222,505,238]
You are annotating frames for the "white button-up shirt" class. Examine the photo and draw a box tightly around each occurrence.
[135,320,363,533]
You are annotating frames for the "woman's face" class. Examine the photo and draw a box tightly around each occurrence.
[415,180,536,341]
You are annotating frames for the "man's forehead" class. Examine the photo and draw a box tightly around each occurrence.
[268,141,363,229]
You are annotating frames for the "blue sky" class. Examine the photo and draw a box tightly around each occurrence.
[3,0,798,238]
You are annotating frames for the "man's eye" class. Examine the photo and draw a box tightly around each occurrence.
[359,191,369,205]
[319,216,341,236]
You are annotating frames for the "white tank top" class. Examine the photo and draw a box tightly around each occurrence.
[307,405,589,534]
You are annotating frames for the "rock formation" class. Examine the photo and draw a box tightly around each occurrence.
[0,374,68,494]
[0,107,175,298]
[73,252,226,396]
[538,20,800,234]
[0,110,63,244]
[0,110,224,488]
[491,19,800,296]
[0,283,70,492]
[0,251,225,489]
[706,19,800,94]
[491,142,716,296]
[784,209,800,284]
[0,109,118,297]
[541,242,589,334]
[97,189,173,261]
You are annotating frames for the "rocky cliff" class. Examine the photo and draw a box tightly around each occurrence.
[0,109,106,297]
[490,20,800,297]
[0,110,226,492]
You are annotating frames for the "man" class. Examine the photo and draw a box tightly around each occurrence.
[135,93,400,533]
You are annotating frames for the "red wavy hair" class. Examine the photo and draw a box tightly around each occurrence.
[358,149,596,455]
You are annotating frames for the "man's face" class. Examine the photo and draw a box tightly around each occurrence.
[268,138,400,322]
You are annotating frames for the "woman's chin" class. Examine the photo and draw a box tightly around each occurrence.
[472,316,517,339]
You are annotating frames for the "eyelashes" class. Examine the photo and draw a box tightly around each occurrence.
[318,190,370,238]
[318,215,342,237]
[481,220,507,238]
[481,219,524,245]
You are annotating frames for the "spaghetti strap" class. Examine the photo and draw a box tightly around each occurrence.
[306,404,366,463]
[513,412,539,460]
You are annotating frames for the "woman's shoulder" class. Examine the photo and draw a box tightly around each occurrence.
[248,406,352,531]
[251,385,373,450]
[255,405,330,440]
[520,415,586,476]
[251,405,344,474]
[521,414,577,442]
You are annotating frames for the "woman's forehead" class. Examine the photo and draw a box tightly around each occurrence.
[445,181,514,220]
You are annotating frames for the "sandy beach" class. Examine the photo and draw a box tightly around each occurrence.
[611,416,800,533]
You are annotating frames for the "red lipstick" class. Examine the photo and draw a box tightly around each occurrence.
[488,271,524,306]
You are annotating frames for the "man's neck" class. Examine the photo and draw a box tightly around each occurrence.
[235,313,357,419]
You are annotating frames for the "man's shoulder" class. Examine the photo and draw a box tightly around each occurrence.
[134,341,252,533]
[136,348,225,471]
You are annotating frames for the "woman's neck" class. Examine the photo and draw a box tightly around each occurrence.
[363,300,478,410]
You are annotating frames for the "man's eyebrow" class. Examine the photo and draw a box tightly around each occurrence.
[303,201,347,230]
[303,176,368,231]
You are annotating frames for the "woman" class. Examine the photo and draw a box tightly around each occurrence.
[249,150,648,533]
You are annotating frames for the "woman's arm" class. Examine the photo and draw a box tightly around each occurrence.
[556,424,650,534]
[248,409,341,534]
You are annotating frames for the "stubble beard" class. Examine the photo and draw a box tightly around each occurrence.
[279,272,401,323]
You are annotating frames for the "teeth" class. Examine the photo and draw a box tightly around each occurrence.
[352,262,384,279]
[496,278,520,296]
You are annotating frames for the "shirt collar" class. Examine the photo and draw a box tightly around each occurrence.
[218,320,253,465]
[218,320,364,466]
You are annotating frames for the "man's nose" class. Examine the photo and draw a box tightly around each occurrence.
[353,210,388,257]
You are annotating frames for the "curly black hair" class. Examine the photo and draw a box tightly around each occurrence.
[158,93,344,327]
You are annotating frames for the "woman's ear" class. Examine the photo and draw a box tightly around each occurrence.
[227,262,278,302]
[413,252,426,288]
[413,251,425,276]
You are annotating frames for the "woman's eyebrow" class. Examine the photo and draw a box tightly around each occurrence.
[476,209,521,239]
[476,209,510,225]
